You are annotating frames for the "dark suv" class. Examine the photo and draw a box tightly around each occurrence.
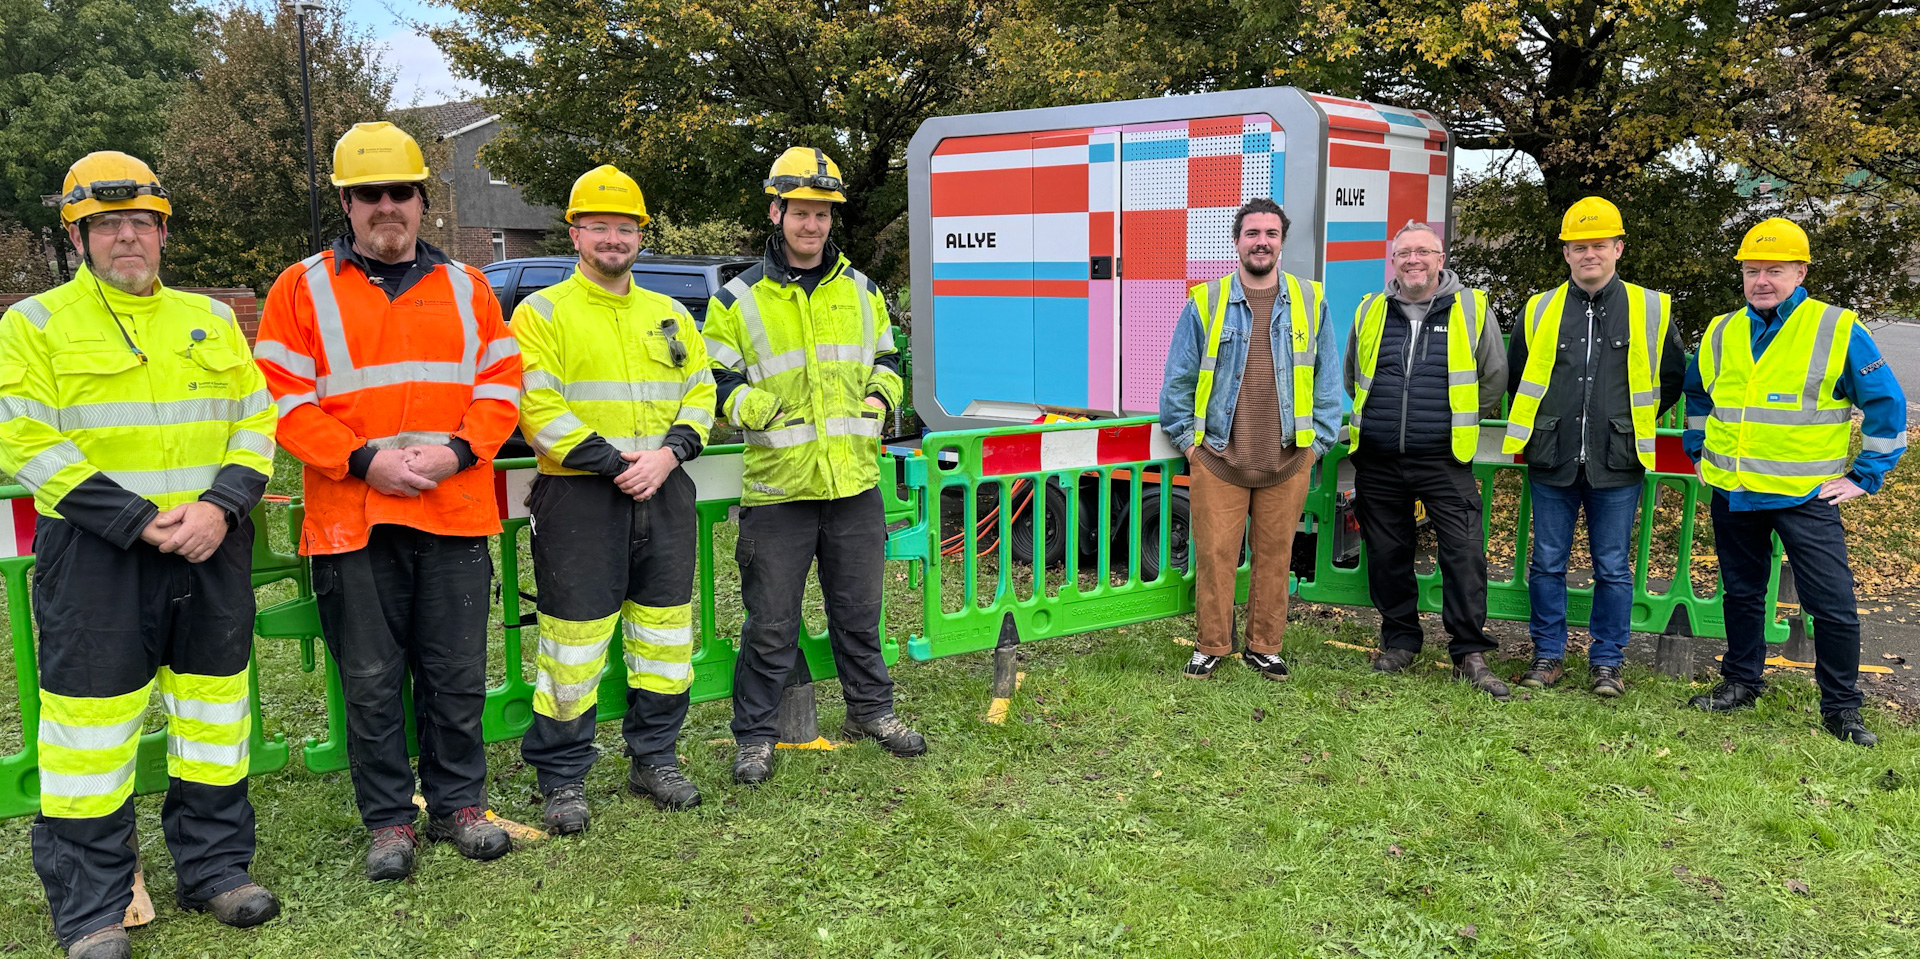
[481,253,758,323]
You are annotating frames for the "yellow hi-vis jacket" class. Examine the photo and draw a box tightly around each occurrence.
[1503,281,1672,470]
[1696,296,1856,497]
[1187,272,1323,449]
[512,269,715,475]
[703,252,901,506]
[0,268,275,545]
[1351,289,1490,463]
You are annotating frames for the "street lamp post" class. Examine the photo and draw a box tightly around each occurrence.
[289,0,325,255]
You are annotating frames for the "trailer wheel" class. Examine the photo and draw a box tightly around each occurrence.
[1126,485,1190,581]
[1008,477,1071,566]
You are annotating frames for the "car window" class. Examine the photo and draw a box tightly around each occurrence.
[518,265,571,291]
[630,270,709,300]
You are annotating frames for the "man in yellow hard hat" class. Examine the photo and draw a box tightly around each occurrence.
[256,121,523,877]
[513,164,715,826]
[1,152,279,958]
[1682,217,1907,746]
[704,146,924,785]
[1503,197,1685,697]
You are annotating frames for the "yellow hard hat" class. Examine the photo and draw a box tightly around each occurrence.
[764,147,846,203]
[566,164,650,226]
[1734,217,1810,262]
[1559,196,1624,241]
[330,121,429,187]
[57,151,171,224]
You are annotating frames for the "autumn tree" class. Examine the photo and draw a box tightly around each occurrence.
[158,2,393,293]
[430,0,997,283]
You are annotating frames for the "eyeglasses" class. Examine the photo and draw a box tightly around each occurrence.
[347,184,421,205]
[764,173,844,194]
[86,213,162,236]
[1391,248,1442,260]
[577,223,641,238]
[660,318,687,367]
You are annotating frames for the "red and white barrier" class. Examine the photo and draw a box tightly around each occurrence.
[0,497,36,559]
[976,422,1181,477]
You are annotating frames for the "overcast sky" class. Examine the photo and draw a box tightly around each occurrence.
[329,0,480,107]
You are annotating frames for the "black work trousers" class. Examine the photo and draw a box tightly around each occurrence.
[1712,491,1863,712]
[29,517,258,948]
[730,488,895,745]
[313,525,492,829]
[1352,449,1497,660]
[520,471,697,791]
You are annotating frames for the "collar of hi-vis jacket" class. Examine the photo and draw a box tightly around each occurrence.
[329,235,450,280]
[762,234,845,287]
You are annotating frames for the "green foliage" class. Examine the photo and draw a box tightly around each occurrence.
[429,0,999,287]
[157,2,393,294]
[0,0,200,236]
[648,212,752,257]
[0,225,56,294]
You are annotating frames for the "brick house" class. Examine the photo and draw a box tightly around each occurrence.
[393,100,558,264]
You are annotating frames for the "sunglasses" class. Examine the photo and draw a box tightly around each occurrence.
[347,184,421,205]
[660,318,687,367]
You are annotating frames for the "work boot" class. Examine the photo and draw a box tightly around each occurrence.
[1516,657,1563,689]
[1822,708,1877,747]
[629,760,703,810]
[733,742,775,785]
[1688,681,1762,713]
[364,823,418,882]
[66,927,129,959]
[1243,650,1289,681]
[1372,646,1417,674]
[1452,652,1511,702]
[1590,664,1626,698]
[842,712,929,757]
[424,806,511,861]
[1182,651,1225,679]
[541,782,590,835]
[181,882,280,928]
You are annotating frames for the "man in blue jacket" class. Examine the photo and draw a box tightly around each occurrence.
[1160,199,1342,682]
[1683,217,1906,746]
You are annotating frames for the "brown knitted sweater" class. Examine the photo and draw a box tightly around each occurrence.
[1192,282,1311,487]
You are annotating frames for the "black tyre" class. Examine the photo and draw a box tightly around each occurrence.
[1124,485,1190,581]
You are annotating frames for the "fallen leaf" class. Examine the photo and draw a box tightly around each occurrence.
[1672,865,1690,877]
[1656,747,1671,757]
[1787,879,1811,896]
[1151,769,1163,779]
[1252,708,1267,722]
[1457,925,1478,939]
[1387,844,1404,857]
[1723,739,1738,754]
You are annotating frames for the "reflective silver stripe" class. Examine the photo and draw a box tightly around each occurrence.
[1714,405,1850,427]
[17,441,86,490]
[1529,288,1558,338]
[478,336,519,369]
[59,397,257,431]
[471,385,519,406]
[1636,285,1664,369]
[1198,354,1218,373]
[1631,390,1656,407]
[606,435,666,452]
[823,415,884,438]
[167,737,246,768]
[161,693,248,727]
[1708,311,1733,383]
[318,360,470,396]
[276,392,319,416]
[0,394,58,424]
[1503,422,1532,443]
[565,381,683,402]
[302,254,354,375]
[538,635,610,668]
[1193,415,1209,435]
[38,762,136,799]
[239,388,270,417]
[105,466,219,496]
[1459,288,1483,341]
[1703,449,1848,476]
[1447,370,1477,387]
[815,344,866,364]
[845,267,880,366]
[748,349,808,382]
[677,406,715,428]
[251,340,316,379]
[1686,415,1709,429]
[522,369,563,393]
[1636,437,1657,453]
[1799,303,1845,409]
[1355,373,1373,392]
[745,423,818,448]
[623,621,692,648]
[623,652,692,680]
[876,323,896,354]
[1862,432,1907,454]
[706,338,744,371]
[726,387,751,422]
[520,293,555,321]
[536,671,602,707]
[685,367,713,392]
[532,412,589,453]
[209,299,235,323]
[229,429,275,459]
[445,262,481,386]
[728,277,779,384]
[39,714,145,752]
[1291,350,1313,368]
[364,430,454,450]
[1450,411,1480,428]
[1293,414,1313,434]
[1516,380,1547,400]
[8,297,53,329]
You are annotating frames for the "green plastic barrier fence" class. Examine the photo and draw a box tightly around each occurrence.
[0,487,294,820]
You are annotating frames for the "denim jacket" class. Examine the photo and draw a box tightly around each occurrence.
[1159,271,1343,456]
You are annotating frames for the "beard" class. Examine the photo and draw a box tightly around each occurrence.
[361,220,415,261]
[584,247,639,280]
[1239,249,1276,277]
[94,257,158,295]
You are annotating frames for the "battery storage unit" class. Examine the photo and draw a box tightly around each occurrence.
[907,87,1453,432]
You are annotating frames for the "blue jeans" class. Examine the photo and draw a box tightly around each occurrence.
[1527,477,1642,667]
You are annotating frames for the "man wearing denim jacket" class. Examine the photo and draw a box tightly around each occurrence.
[1160,199,1342,682]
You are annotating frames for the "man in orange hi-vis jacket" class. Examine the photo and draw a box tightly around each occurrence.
[254,122,522,882]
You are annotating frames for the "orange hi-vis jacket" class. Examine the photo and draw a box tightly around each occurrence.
[255,240,522,554]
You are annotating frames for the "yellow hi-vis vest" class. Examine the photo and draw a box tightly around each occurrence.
[1188,272,1322,449]
[1695,297,1855,497]
[1351,289,1489,463]
[1502,281,1672,469]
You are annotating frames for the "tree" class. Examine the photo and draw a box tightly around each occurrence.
[158,2,393,293]
[0,0,199,270]
[430,0,998,284]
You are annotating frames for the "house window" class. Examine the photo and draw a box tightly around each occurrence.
[489,171,510,186]
[491,230,506,262]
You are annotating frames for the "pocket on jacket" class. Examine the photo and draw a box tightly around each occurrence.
[1605,415,1639,471]
[1525,414,1564,470]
